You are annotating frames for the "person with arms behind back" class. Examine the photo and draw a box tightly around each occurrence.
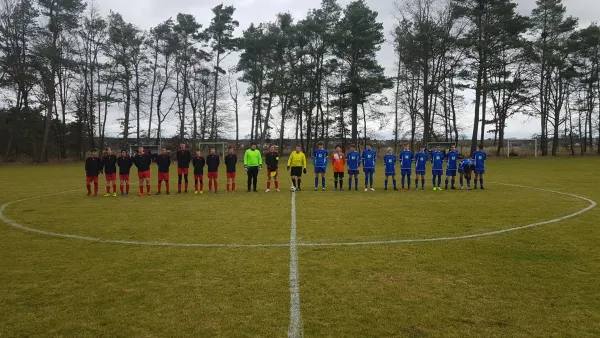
[346,145,361,191]
[206,147,220,193]
[117,150,133,196]
[133,146,152,196]
[445,144,459,190]
[244,143,262,192]
[331,145,345,191]
[414,146,428,190]
[265,144,280,192]
[155,147,171,195]
[224,147,238,193]
[362,144,376,191]
[102,148,118,197]
[85,149,102,197]
[176,143,191,194]
[472,144,487,190]
[399,143,413,190]
[313,141,328,191]
[383,148,398,191]
[192,150,206,194]
[287,145,307,191]
[431,146,444,191]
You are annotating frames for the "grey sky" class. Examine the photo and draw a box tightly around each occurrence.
[96,0,599,141]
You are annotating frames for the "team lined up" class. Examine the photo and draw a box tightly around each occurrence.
[84,142,487,196]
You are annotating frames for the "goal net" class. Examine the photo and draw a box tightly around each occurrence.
[196,142,228,156]
[502,139,539,158]
[129,144,161,156]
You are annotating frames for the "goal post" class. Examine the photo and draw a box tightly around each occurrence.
[506,139,538,158]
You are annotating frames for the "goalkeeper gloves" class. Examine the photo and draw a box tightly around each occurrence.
[259,166,262,170]
[287,166,290,171]
[303,168,307,174]
[244,165,248,172]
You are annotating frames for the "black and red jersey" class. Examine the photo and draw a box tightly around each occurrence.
[176,149,191,168]
[224,154,237,173]
[133,153,151,172]
[155,153,171,173]
[206,154,220,172]
[85,156,102,176]
[265,151,279,171]
[102,154,117,174]
[192,156,205,175]
[118,156,133,175]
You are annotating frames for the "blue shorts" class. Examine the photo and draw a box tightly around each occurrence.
[475,168,485,175]
[416,170,425,176]
[363,168,375,174]
[432,169,443,176]
[446,168,457,177]
[385,171,396,177]
[348,169,360,176]
[401,169,411,175]
[314,167,326,174]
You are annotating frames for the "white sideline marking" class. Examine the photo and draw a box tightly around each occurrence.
[288,192,304,338]
[0,183,596,248]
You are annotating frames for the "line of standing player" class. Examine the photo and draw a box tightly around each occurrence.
[84,142,486,196]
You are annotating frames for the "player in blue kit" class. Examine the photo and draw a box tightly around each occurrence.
[444,145,459,190]
[472,144,486,189]
[346,145,361,191]
[431,146,444,191]
[399,143,413,190]
[414,146,428,190]
[313,141,328,191]
[459,158,475,190]
[362,144,376,191]
[383,148,398,191]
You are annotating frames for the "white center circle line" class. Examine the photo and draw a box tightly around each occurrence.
[0,183,595,248]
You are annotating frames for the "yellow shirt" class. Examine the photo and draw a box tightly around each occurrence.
[287,151,306,168]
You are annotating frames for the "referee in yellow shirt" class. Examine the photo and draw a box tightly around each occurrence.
[287,145,307,191]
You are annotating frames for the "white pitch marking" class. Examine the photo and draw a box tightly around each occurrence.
[0,183,595,248]
[288,192,304,338]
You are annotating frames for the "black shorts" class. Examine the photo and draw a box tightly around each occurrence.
[334,172,344,179]
[291,166,302,177]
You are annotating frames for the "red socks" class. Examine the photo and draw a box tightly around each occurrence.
[267,181,271,189]
[126,184,130,194]
[165,182,170,192]
[194,183,198,191]
[106,186,110,194]
[120,185,124,194]
[93,183,98,195]
[275,181,279,189]
[158,182,162,192]
[185,182,188,191]
[86,184,91,194]
[146,185,150,194]
[139,186,144,194]
[209,181,213,191]
[112,184,116,193]
[232,182,235,191]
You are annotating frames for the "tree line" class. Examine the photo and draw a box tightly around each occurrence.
[0,0,598,162]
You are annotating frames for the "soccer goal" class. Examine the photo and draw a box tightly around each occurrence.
[196,142,228,156]
[505,139,538,158]
[129,144,161,156]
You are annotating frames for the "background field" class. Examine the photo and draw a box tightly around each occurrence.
[1,157,599,337]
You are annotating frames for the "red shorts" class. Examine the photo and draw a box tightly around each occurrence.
[158,172,169,181]
[119,174,130,181]
[207,172,218,179]
[267,169,279,178]
[194,174,204,180]
[86,175,98,183]
[105,173,116,182]
[137,170,150,180]
[226,172,236,179]
[177,168,189,175]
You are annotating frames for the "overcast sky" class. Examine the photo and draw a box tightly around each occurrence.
[96,0,599,141]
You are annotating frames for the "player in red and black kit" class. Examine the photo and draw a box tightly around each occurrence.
[133,146,152,196]
[265,144,280,192]
[155,147,171,195]
[85,149,102,196]
[206,147,220,193]
[192,150,206,194]
[102,148,118,197]
[176,143,191,193]
[118,150,133,196]
[224,147,237,192]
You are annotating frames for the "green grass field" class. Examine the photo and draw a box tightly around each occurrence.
[1,157,599,337]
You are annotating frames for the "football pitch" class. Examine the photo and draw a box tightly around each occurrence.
[1,157,599,337]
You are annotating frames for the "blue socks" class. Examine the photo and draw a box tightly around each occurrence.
[322,177,325,188]
[314,177,318,188]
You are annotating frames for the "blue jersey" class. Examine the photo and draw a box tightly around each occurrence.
[459,159,474,171]
[362,149,376,168]
[446,150,459,169]
[431,151,444,170]
[312,148,328,168]
[472,151,486,169]
[383,154,396,174]
[346,151,361,170]
[399,150,413,169]
[415,152,428,171]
